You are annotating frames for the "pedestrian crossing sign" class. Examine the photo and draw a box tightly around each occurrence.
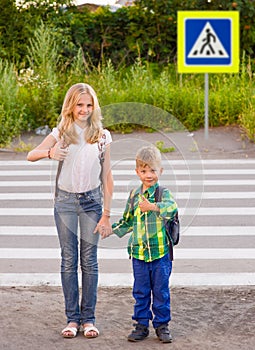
[178,11,239,73]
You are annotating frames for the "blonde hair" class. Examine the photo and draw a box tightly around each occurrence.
[136,145,162,169]
[58,83,103,144]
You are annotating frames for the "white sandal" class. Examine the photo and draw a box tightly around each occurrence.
[61,325,79,338]
[83,325,99,338]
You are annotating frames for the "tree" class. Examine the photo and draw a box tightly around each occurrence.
[0,0,26,62]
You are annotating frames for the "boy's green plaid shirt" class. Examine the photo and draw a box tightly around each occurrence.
[112,183,178,262]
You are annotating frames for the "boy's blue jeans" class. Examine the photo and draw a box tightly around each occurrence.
[132,254,172,329]
[54,187,102,326]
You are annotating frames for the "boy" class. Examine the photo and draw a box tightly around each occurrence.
[111,145,178,343]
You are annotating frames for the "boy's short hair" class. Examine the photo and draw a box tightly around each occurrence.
[136,145,162,169]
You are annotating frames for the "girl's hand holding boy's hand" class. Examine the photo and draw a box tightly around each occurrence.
[94,215,112,239]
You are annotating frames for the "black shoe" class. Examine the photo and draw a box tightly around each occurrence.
[155,324,173,343]
[127,323,149,342]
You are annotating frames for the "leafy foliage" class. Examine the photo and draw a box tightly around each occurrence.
[0,0,255,146]
[1,0,255,67]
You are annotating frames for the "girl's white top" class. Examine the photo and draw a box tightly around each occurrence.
[51,124,112,193]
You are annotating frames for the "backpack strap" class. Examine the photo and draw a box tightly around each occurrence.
[98,132,107,165]
[129,188,136,213]
[154,185,164,202]
[98,132,107,187]
[154,185,174,260]
[55,160,63,198]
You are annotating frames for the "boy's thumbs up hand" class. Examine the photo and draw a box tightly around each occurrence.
[139,195,152,212]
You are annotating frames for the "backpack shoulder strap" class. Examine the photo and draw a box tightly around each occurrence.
[156,186,179,219]
[98,132,107,186]
[155,186,175,260]
[154,185,165,202]
[98,132,107,165]
[129,188,136,211]
[55,160,63,197]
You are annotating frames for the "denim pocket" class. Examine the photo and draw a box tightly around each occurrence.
[55,192,70,202]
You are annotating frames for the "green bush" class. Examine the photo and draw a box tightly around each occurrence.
[1,0,255,69]
[0,60,26,147]
[18,22,60,129]
[239,102,255,142]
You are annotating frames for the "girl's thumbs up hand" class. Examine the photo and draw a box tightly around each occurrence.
[50,141,69,161]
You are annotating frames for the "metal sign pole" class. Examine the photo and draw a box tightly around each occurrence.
[204,73,209,139]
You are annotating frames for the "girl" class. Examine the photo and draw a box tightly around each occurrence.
[27,83,113,339]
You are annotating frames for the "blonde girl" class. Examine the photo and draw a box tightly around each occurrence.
[27,83,113,339]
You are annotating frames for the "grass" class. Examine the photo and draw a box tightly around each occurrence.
[155,141,175,153]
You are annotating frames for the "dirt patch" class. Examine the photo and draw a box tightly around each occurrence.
[2,286,255,350]
[1,125,254,160]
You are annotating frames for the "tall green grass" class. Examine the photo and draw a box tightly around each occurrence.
[18,21,60,130]
[0,60,27,147]
[0,24,254,147]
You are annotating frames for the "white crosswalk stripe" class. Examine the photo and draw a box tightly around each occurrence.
[2,168,255,175]
[1,192,255,200]
[0,159,255,287]
[1,207,255,216]
[1,179,255,187]
[1,248,255,260]
[0,225,254,236]
[1,273,255,287]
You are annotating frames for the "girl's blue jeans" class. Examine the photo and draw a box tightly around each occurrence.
[54,187,102,326]
[132,254,172,329]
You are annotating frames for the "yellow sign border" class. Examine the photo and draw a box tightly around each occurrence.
[177,11,239,73]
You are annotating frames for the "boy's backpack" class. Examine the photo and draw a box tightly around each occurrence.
[130,186,180,246]
[156,186,180,246]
